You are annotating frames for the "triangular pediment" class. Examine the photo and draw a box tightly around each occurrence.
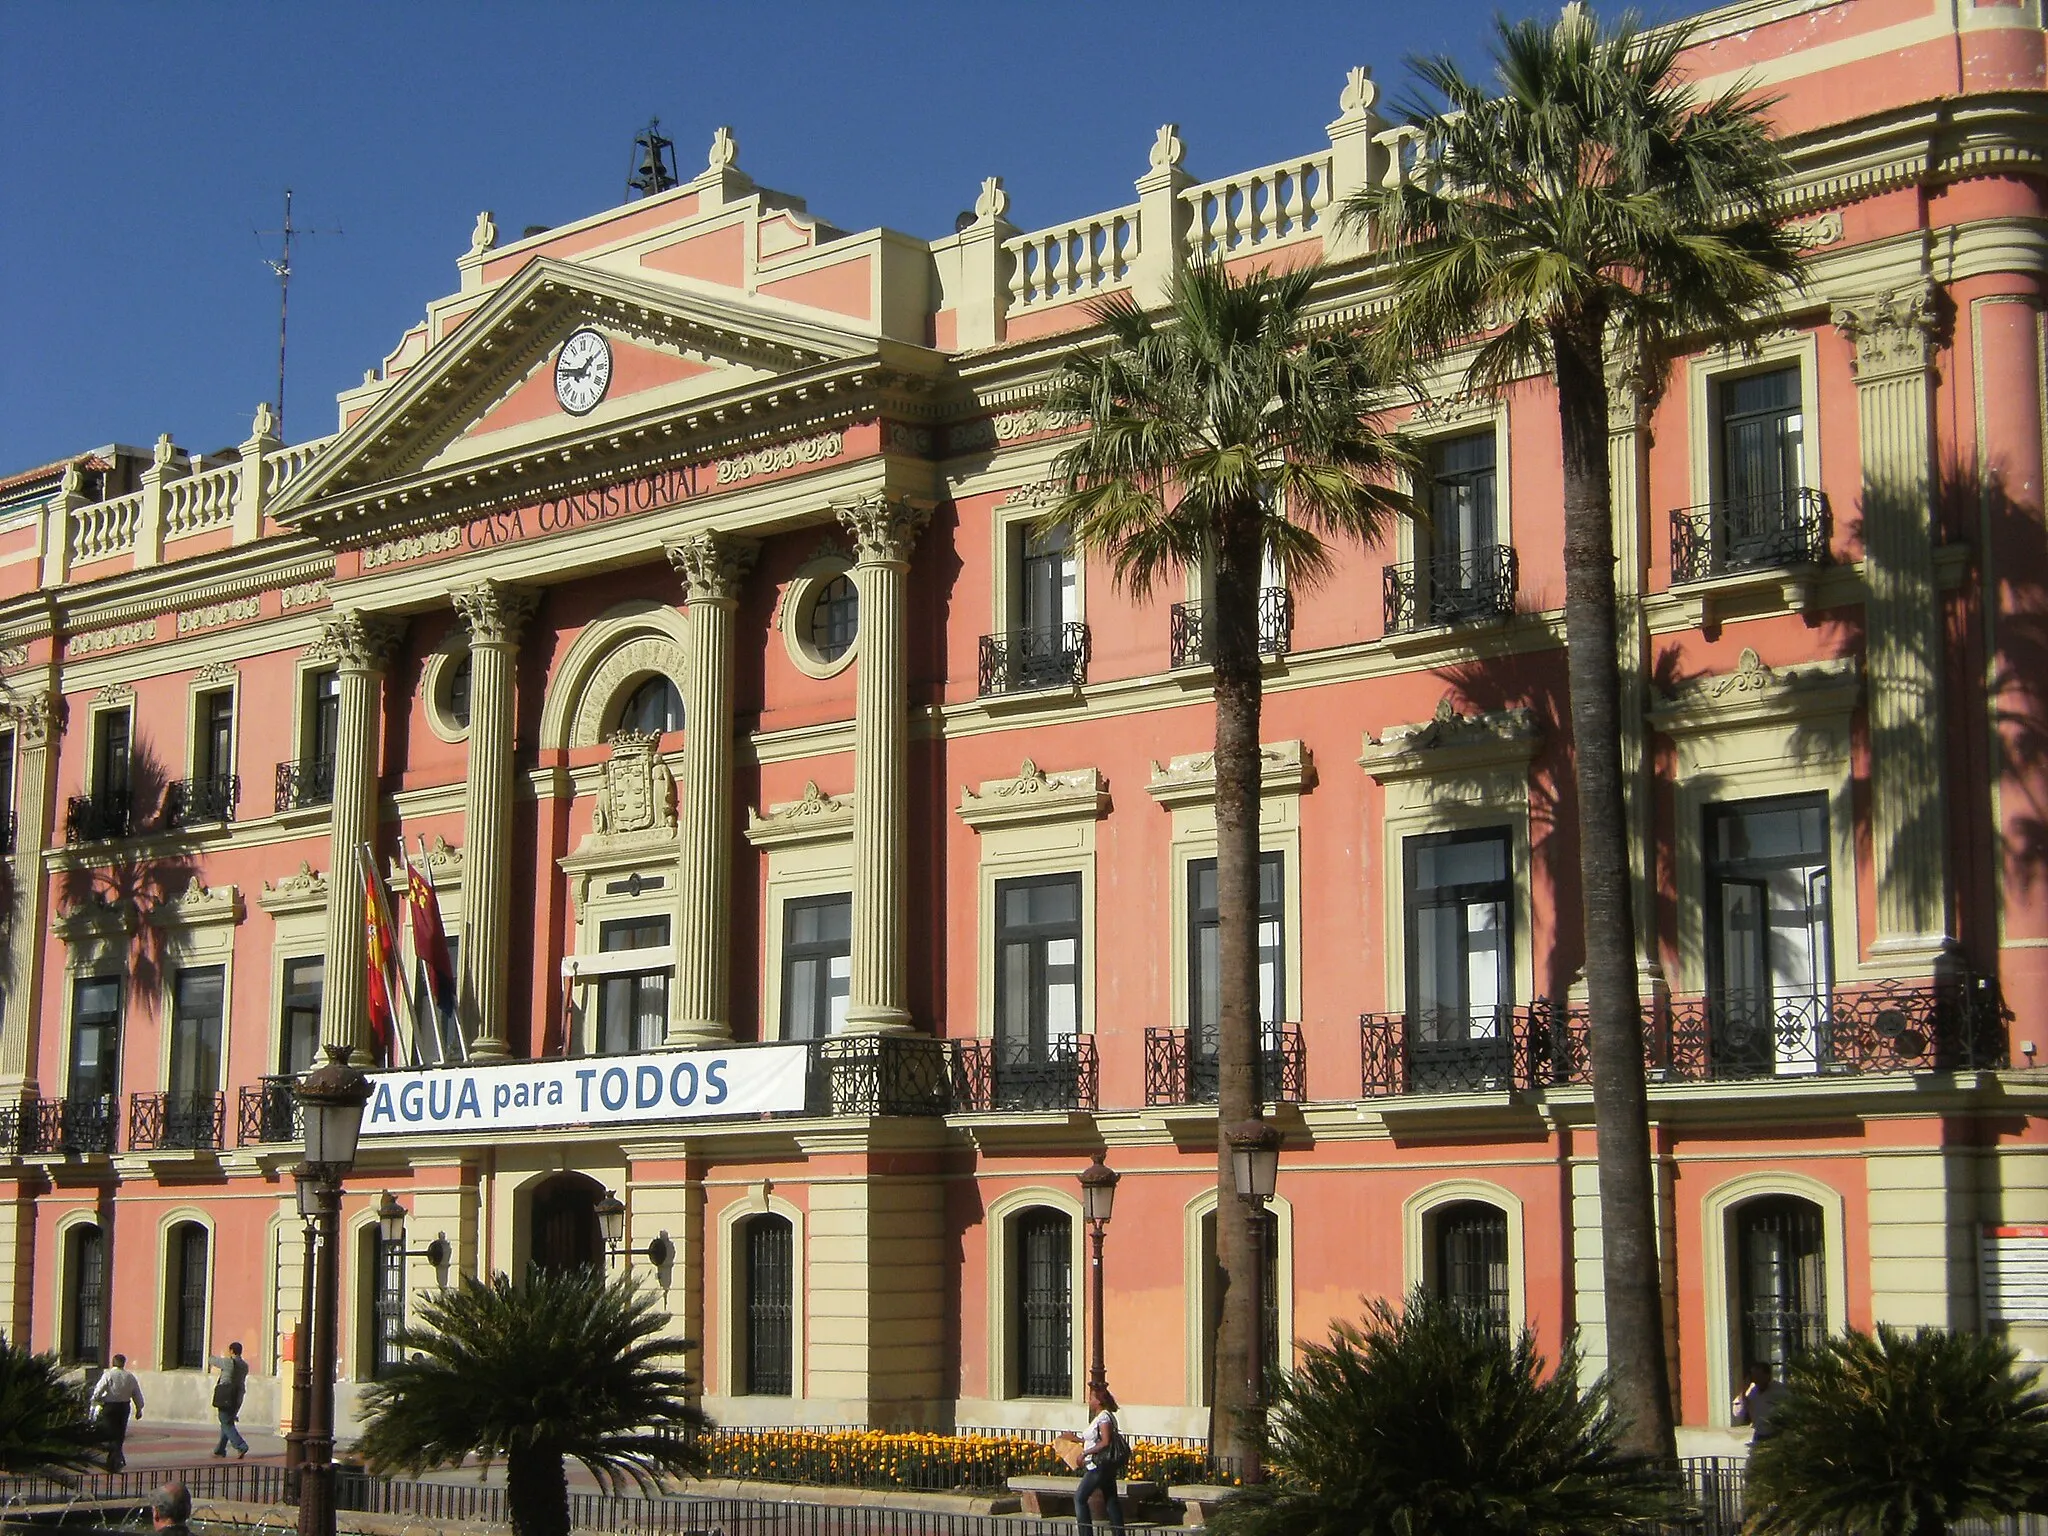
[271,257,876,522]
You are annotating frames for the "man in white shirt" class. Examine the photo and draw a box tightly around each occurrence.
[87,1354,144,1471]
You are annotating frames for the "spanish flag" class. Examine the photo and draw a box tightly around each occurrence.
[407,847,459,1059]
[359,846,400,1067]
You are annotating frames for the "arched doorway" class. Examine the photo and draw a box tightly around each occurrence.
[529,1173,604,1276]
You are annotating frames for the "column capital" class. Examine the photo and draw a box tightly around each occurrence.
[2,690,61,751]
[452,581,540,647]
[1833,284,1944,381]
[665,532,760,605]
[315,609,405,673]
[835,495,933,566]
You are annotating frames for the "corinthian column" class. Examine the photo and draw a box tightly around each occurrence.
[664,534,757,1044]
[321,610,404,1060]
[452,581,539,1059]
[0,691,61,1091]
[836,495,931,1033]
[1834,285,1955,963]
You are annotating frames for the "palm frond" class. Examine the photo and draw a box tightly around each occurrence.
[0,1345,103,1481]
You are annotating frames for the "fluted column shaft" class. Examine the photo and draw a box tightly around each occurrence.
[666,535,757,1043]
[0,692,60,1089]
[1835,287,1954,960]
[453,582,538,1060]
[837,496,930,1032]
[321,611,403,1060]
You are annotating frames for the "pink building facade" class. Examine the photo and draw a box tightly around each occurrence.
[0,0,2043,1454]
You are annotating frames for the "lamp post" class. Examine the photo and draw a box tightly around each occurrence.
[285,1168,319,1484]
[1226,1118,1281,1487]
[294,1045,373,1536]
[1078,1152,1119,1400]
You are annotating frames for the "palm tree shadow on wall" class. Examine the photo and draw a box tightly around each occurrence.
[55,740,203,1009]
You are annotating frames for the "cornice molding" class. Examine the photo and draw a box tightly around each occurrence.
[959,759,1109,829]
[1146,740,1313,809]
[1650,647,1863,735]
[1358,701,1540,783]
[745,780,856,847]
[259,861,330,915]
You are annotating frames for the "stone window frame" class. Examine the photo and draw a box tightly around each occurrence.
[778,550,861,681]
[289,654,343,775]
[52,1210,106,1366]
[1684,329,1823,518]
[1649,652,1864,990]
[82,692,133,805]
[260,866,336,1077]
[144,888,242,1097]
[421,642,473,745]
[1698,1170,1848,1427]
[342,1200,389,1384]
[154,1207,215,1374]
[1148,743,1310,1040]
[570,888,680,1055]
[1181,1185,1297,1409]
[746,783,856,1043]
[535,599,690,753]
[57,964,124,1102]
[1402,1178,1528,1336]
[984,1186,1086,1412]
[1393,397,1515,570]
[184,667,242,788]
[715,1188,808,1404]
[990,486,1089,638]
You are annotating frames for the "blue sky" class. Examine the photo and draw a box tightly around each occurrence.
[0,1,1670,471]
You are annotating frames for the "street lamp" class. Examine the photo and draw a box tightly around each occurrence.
[1078,1152,1119,1399]
[295,1045,372,1536]
[594,1190,673,1267]
[1226,1118,1282,1486]
[285,1167,320,1482]
[375,1191,450,1268]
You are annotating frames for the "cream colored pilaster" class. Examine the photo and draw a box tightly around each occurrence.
[0,1180,36,1347]
[234,402,280,545]
[1610,384,1664,995]
[1865,1143,1981,1330]
[1834,286,1955,963]
[452,581,538,1060]
[1569,1149,1609,1389]
[835,496,931,1033]
[664,535,758,1043]
[405,1174,478,1290]
[321,609,404,1060]
[623,1167,700,1399]
[0,691,60,1093]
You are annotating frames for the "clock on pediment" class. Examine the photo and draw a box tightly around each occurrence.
[553,327,613,416]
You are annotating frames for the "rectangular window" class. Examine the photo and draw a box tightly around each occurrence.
[781,895,850,1041]
[197,689,234,781]
[1430,431,1498,567]
[744,1216,795,1396]
[1015,1210,1073,1398]
[93,709,131,801]
[66,1225,105,1365]
[68,976,121,1102]
[1188,852,1286,1048]
[167,967,225,1099]
[172,1225,207,1370]
[369,1231,405,1379]
[1404,830,1513,1080]
[1705,795,1831,1075]
[306,669,341,763]
[995,875,1082,1061]
[596,917,669,1055]
[1718,366,1805,508]
[1017,522,1077,634]
[280,957,324,1075]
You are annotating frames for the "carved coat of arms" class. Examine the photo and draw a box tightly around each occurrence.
[593,730,676,836]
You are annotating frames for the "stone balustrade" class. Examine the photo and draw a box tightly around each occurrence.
[262,436,328,497]
[1003,203,1141,312]
[1181,148,1336,260]
[69,489,144,565]
[163,458,240,541]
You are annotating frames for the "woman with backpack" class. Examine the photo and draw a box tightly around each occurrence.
[1073,1385,1128,1535]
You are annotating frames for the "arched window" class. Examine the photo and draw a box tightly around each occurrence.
[806,574,859,661]
[165,1223,208,1369]
[1013,1209,1073,1398]
[65,1224,105,1365]
[616,676,683,735]
[1737,1195,1827,1372]
[741,1214,794,1396]
[1433,1202,1510,1332]
[529,1172,604,1276]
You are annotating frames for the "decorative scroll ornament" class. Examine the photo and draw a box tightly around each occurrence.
[452,581,540,646]
[152,433,176,471]
[1833,284,1942,379]
[94,683,134,706]
[769,781,848,822]
[192,660,239,686]
[314,609,405,672]
[1150,123,1186,171]
[1704,647,1777,699]
[250,400,280,443]
[264,861,328,900]
[4,689,60,749]
[469,210,498,255]
[835,494,933,565]
[593,730,676,838]
[974,176,1009,224]
[1146,740,1314,807]
[666,532,760,603]
[150,879,244,926]
[1337,65,1378,121]
[959,760,1108,828]
[1786,211,1843,250]
[707,125,738,173]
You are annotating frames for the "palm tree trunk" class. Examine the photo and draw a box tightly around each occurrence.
[506,1446,572,1536]
[1552,325,1677,1462]
[1209,513,1266,1473]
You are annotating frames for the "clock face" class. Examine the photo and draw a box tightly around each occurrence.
[554,328,612,416]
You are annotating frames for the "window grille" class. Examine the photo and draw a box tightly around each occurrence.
[1016,1210,1072,1398]
[1738,1196,1827,1372]
[745,1215,794,1396]
[1435,1202,1511,1332]
[173,1225,208,1369]
[68,1225,105,1365]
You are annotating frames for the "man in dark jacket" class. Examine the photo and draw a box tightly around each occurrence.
[209,1341,249,1458]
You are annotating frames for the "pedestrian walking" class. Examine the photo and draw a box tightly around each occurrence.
[1733,1360,1791,1445]
[1070,1385,1128,1536]
[209,1341,249,1458]
[87,1353,144,1471]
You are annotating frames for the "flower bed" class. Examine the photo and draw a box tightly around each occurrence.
[702,1428,1220,1493]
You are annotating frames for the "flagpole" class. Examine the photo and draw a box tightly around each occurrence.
[396,839,439,1067]
[419,835,469,1063]
[359,842,417,1069]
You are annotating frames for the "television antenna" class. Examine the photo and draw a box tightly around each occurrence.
[256,189,342,438]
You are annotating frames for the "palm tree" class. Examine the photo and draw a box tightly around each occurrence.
[0,1342,106,1481]
[1046,259,1411,1467]
[1746,1325,2048,1536]
[356,1266,711,1536]
[1211,1290,1682,1536]
[1345,6,1804,1458]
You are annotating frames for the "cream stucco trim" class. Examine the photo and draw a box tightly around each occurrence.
[421,644,472,744]
[985,1186,1086,1408]
[288,653,338,771]
[153,924,238,1098]
[183,665,241,785]
[152,1206,216,1375]
[1401,1178,1528,1336]
[778,552,860,680]
[1181,1185,1296,1408]
[56,965,122,1099]
[536,600,691,752]
[1685,329,1822,513]
[1699,1171,1849,1428]
[52,1208,103,1365]
[716,1188,807,1399]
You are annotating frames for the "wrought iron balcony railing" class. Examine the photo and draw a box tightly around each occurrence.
[64,792,133,844]
[978,623,1090,696]
[1360,1006,1552,1096]
[0,1102,30,1157]
[1168,587,1294,668]
[951,1035,1099,1112]
[1143,1023,1306,1105]
[803,1035,952,1117]
[129,1091,226,1152]
[162,774,241,829]
[1383,544,1518,633]
[1670,488,1830,584]
[32,1096,116,1155]
[238,1075,303,1145]
[274,756,335,813]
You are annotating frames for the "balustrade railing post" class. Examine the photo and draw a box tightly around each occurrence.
[236,403,280,544]
[1323,67,1384,261]
[1131,125,1193,309]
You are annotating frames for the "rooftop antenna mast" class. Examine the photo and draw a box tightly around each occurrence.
[256,188,342,438]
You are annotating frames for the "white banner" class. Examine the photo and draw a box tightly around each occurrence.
[361,1043,809,1137]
